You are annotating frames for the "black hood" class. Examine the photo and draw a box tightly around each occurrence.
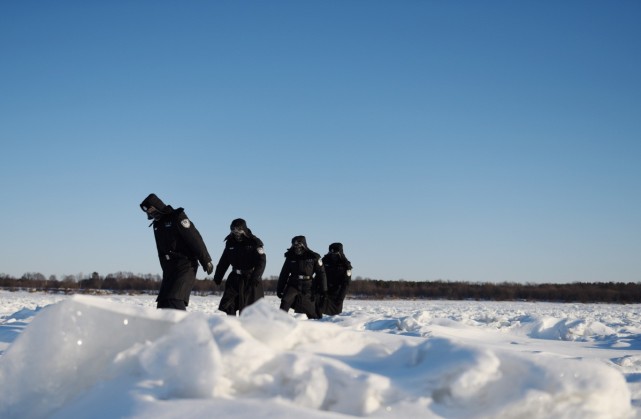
[140,193,172,215]
[324,242,351,268]
[230,218,247,230]
[291,235,307,248]
[329,242,343,254]
[285,235,308,257]
[225,218,256,241]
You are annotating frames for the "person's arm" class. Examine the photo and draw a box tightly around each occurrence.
[249,239,267,284]
[314,255,328,294]
[212,247,231,285]
[339,262,352,298]
[277,258,290,297]
[176,212,213,271]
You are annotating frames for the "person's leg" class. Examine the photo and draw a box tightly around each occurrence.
[219,277,239,315]
[157,298,186,310]
[299,282,321,319]
[302,296,321,319]
[279,287,298,311]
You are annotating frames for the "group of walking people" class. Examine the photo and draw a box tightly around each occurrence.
[139,193,352,319]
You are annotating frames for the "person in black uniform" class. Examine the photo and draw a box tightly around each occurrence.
[140,193,213,310]
[277,236,327,319]
[320,242,352,315]
[213,218,266,316]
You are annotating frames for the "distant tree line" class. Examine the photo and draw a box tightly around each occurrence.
[1,272,641,303]
[346,279,641,303]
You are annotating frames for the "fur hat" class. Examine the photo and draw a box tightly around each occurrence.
[226,218,257,241]
[230,218,248,231]
[329,242,343,253]
[291,235,307,248]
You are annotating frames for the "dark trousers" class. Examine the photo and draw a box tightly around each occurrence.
[157,298,186,310]
[280,283,319,319]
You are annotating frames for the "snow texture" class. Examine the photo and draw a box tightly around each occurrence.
[1,291,640,418]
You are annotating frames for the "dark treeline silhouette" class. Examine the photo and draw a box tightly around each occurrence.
[346,279,641,303]
[1,273,641,303]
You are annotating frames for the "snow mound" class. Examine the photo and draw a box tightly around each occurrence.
[0,296,633,419]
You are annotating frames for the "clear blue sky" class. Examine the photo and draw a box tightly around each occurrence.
[1,1,640,283]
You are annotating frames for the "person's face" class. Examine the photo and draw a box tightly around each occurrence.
[231,226,245,240]
[293,240,305,255]
[329,248,341,262]
[144,206,162,221]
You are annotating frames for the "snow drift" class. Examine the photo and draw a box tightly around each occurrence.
[0,295,635,418]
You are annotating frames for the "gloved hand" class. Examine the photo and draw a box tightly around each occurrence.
[203,261,214,275]
[277,291,284,299]
[214,278,222,286]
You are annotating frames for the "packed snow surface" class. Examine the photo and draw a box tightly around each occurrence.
[1,291,641,418]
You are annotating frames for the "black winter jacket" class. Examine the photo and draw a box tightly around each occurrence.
[213,235,266,285]
[213,234,266,314]
[151,206,212,304]
[277,249,327,296]
[322,253,352,296]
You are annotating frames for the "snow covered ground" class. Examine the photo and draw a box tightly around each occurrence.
[1,290,640,418]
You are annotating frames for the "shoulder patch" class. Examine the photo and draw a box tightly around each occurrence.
[181,219,191,228]
[257,247,265,255]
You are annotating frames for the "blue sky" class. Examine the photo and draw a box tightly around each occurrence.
[1,1,640,283]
